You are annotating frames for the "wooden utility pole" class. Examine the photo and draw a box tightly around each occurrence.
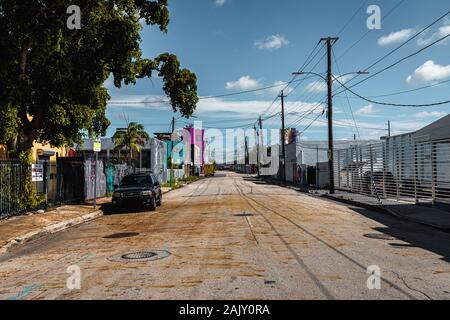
[388,120,391,137]
[170,116,175,186]
[279,90,287,185]
[321,37,338,194]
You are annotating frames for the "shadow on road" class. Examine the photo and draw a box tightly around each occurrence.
[100,202,151,215]
[350,207,450,263]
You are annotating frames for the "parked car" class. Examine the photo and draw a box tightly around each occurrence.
[112,173,162,211]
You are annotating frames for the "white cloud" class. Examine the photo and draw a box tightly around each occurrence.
[304,74,352,93]
[215,0,227,6]
[355,104,376,115]
[108,94,323,119]
[414,111,448,118]
[255,35,289,50]
[266,81,294,96]
[406,60,450,84]
[305,81,326,93]
[417,25,450,46]
[378,28,417,46]
[225,76,262,91]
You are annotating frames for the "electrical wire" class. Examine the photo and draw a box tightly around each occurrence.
[334,11,450,96]
[335,78,450,99]
[333,75,450,107]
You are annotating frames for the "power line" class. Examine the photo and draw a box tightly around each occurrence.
[334,11,450,96]
[300,114,411,133]
[108,77,317,105]
[335,78,450,99]
[332,49,361,141]
[261,44,326,118]
[279,42,325,97]
[336,0,407,61]
[336,0,370,36]
[333,76,450,107]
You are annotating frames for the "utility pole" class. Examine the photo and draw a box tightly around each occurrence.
[321,37,339,194]
[244,136,249,165]
[279,90,287,185]
[387,120,391,137]
[170,116,175,186]
[258,116,263,176]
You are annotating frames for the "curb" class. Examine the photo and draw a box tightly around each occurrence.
[320,194,450,232]
[0,210,103,254]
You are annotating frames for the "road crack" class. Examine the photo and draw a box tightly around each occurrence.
[391,271,433,300]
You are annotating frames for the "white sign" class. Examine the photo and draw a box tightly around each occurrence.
[31,164,44,182]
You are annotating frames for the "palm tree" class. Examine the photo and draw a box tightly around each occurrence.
[112,122,150,165]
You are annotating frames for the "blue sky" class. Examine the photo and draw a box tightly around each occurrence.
[106,0,450,146]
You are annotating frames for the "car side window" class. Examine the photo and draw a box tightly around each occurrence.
[151,174,158,186]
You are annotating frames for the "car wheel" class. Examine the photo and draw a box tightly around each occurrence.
[156,192,162,206]
[149,196,157,211]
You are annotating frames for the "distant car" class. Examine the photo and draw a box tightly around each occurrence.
[220,164,232,171]
[112,173,162,211]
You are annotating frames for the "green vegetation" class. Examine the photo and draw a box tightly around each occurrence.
[161,176,200,189]
[18,151,45,210]
[0,0,198,209]
[179,176,201,183]
[0,0,198,156]
[112,122,150,164]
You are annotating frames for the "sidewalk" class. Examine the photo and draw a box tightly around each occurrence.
[0,185,187,254]
[0,202,104,254]
[319,190,450,231]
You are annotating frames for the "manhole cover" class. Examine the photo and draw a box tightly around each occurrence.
[122,252,157,260]
[364,233,396,240]
[103,232,140,239]
[108,250,171,263]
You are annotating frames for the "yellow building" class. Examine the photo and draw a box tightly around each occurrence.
[0,142,68,162]
[0,142,69,202]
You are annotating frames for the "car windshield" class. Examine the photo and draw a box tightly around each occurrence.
[121,175,152,187]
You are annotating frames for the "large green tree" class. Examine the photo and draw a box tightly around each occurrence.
[0,0,198,157]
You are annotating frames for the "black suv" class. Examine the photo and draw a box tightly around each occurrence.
[112,173,162,211]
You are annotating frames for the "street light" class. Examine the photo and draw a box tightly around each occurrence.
[291,69,369,194]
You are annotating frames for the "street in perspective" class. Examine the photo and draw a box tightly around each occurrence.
[1,0,450,303]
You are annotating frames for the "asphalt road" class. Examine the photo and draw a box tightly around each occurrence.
[1,172,450,300]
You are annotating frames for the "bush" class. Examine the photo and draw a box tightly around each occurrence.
[179,176,200,183]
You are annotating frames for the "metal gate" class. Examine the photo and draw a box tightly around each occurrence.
[334,138,450,205]
[0,160,26,218]
[56,157,85,204]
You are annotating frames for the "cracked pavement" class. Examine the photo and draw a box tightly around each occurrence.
[1,172,450,300]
